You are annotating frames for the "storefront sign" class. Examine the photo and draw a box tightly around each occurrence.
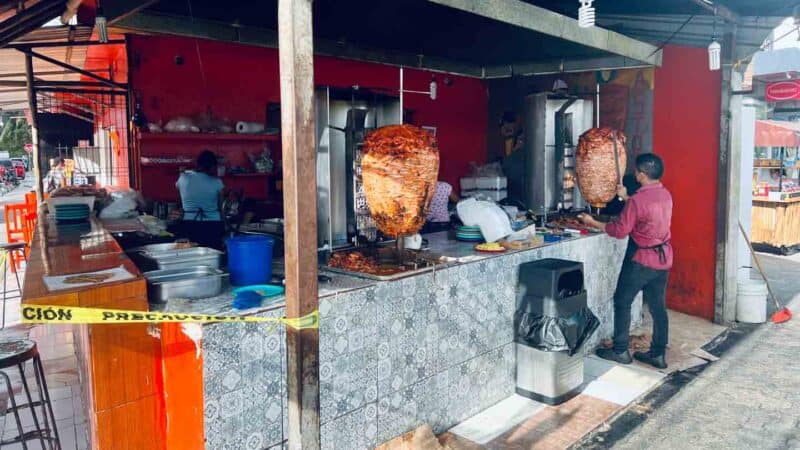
[766,80,800,101]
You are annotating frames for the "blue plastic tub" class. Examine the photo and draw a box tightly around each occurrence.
[227,235,275,286]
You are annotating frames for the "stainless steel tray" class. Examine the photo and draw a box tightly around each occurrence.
[144,247,224,270]
[128,242,196,254]
[322,251,452,281]
[144,266,226,302]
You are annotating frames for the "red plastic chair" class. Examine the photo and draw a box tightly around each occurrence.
[24,191,38,229]
[4,203,32,271]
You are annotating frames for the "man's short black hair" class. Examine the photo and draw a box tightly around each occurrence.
[635,153,664,180]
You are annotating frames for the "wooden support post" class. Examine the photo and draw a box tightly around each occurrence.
[278,0,320,449]
[714,25,740,325]
[25,53,43,201]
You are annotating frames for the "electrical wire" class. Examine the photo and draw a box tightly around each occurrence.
[186,0,208,93]
[647,14,696,58]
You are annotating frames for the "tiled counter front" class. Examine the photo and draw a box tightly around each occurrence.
[201,234,639,449]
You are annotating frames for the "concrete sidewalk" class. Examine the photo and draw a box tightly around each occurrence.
[588,252,800,450]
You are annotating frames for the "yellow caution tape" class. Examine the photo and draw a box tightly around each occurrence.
[21,305,319,329]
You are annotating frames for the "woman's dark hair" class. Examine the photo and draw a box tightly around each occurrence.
[635,153,664,180]
[197,150,217,174]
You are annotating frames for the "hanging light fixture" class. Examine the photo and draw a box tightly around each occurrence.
[708,14,721,71]
[95,3,108,43]
[578,0,595,28]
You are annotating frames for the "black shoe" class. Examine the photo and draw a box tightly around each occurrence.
[634,351,667,369]
[595,347,632,364]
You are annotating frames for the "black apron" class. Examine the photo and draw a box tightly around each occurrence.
[171,208,225,250]
[625,236,670,266]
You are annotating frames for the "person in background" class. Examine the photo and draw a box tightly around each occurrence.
[578,153,673,369]
[170,150,225,249]
[499,110,524,157]
[423,181,459,233]
[500,111,527,207]
[44,158,67,193]
[769,169,785,189]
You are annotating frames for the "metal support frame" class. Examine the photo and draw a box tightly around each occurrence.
[278,0,321,449]
[688,0,740,24]
[714,24,740,325]
[112,10,485,77]
[428,0,662,66]
[0,0,64,47]
[24,53,43,201]
[33,87,126,96]
[3,39,126,50]
[16,48,127,91]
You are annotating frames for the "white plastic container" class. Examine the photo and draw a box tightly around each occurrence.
[476,176,507,190]
[736,276,768,323]
[460,177,477,191]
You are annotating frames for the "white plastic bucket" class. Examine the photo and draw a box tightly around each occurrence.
[736,277,768,323]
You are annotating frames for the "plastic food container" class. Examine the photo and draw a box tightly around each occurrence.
[475,176,508,190]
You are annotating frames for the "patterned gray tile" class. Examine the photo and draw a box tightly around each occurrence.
[204,309,285,450]
[321,402,378,450]
[202,234,635,448]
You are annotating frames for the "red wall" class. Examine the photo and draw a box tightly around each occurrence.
[129,35,488,198]
[654,45,721,320]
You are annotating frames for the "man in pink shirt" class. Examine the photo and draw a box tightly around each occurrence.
[579,153,672,369]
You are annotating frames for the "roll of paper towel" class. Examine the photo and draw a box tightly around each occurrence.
[236,121,265,134]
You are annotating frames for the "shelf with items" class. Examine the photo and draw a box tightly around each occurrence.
[138,132,280,143]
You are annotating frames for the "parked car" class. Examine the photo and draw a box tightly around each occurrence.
[0,159,17,181]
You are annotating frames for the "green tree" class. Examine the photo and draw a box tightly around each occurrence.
[0,112,32,157]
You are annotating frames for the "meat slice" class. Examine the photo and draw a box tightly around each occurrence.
[576,127,627,208]
[361,125,440,237]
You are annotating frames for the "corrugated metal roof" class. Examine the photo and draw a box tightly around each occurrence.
[0,25,92,111]
[597,14,782,61]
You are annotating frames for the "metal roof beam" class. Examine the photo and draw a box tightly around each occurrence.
[482,55,654,79]
[428,0,662,66]
[688,0,740,24]
[112,11,485,77]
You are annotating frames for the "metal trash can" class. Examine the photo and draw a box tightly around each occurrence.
[514,258,598,405]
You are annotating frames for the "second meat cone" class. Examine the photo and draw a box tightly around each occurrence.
[361,124,440,237]
[576,127,627,208]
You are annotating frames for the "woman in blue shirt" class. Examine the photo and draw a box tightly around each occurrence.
[171,150,225,249]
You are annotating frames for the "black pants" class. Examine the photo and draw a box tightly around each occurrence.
[612,259,670,356]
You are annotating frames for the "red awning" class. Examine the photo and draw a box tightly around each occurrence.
[755,120,800,147]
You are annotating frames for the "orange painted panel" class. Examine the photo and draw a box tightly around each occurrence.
[160,323,205,450]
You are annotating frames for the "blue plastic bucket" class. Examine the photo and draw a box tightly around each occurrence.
[227,235,275,286]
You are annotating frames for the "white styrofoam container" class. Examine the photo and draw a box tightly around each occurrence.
[476,176,507,190]
[460,177,477,191]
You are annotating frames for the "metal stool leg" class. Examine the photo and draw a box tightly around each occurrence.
[0,370,29,450]
[18,363,47,449]
[33,356,59,450]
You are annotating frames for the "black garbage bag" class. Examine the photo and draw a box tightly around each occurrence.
[514,307,600,356]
